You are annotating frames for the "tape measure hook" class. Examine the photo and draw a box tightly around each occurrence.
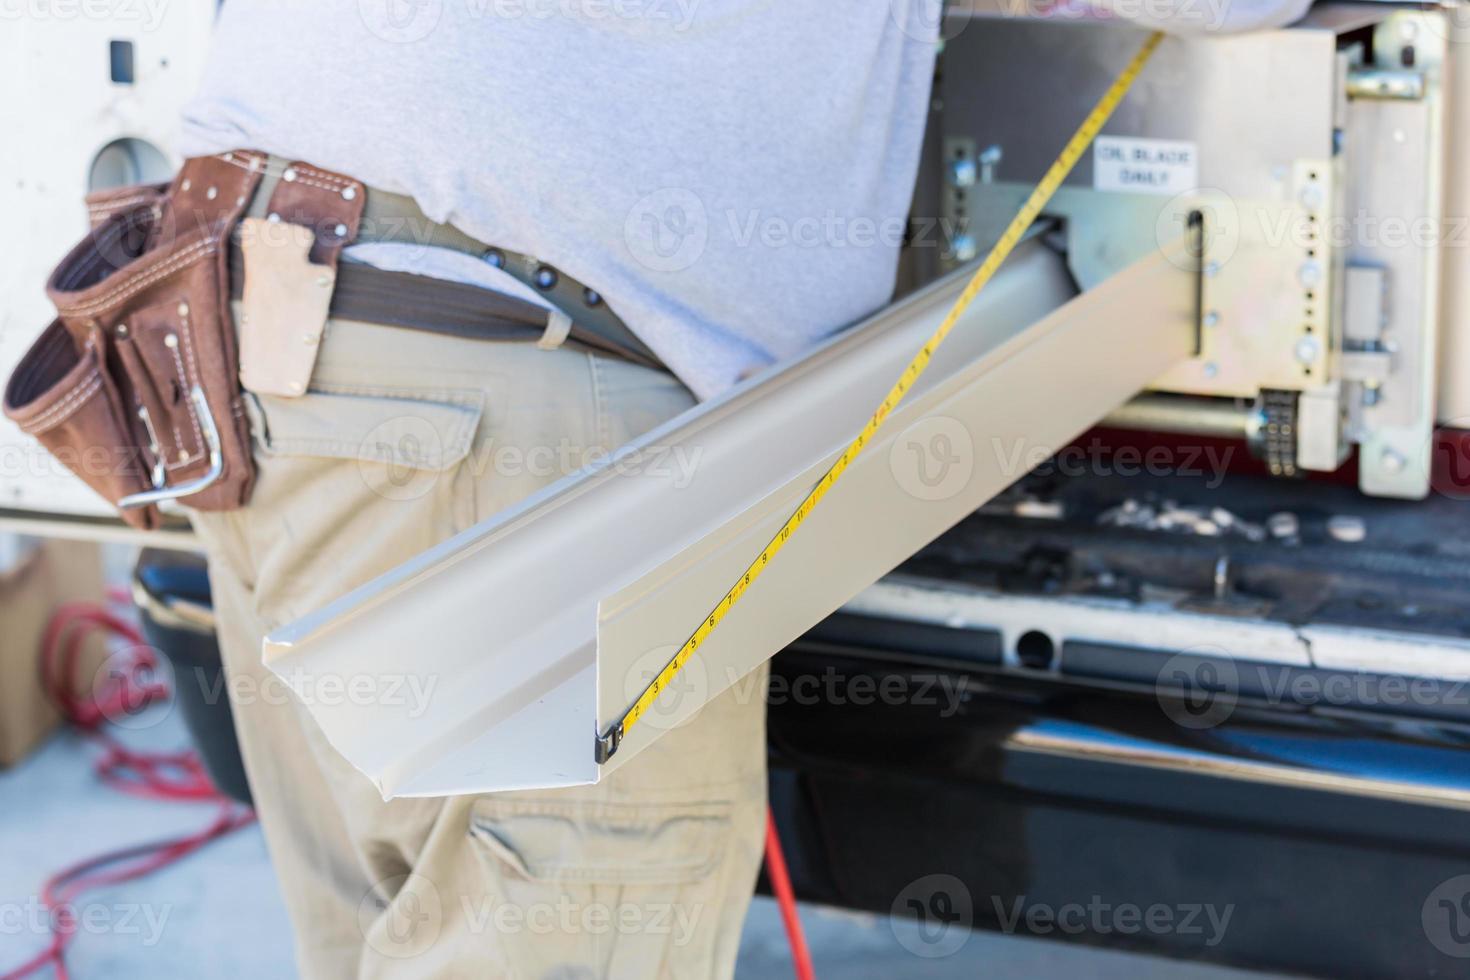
[594,722,624,764]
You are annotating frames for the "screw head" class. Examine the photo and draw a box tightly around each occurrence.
[949,157,977,188]
[1327,514,1367,543]
[1267,512,1300,538]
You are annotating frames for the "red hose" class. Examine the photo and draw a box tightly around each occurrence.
[765,808,817,980]
[0,601,253,980]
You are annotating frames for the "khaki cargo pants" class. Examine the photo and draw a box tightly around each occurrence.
[189,315,768,979]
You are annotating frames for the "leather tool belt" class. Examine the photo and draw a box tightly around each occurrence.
[4,150,662,530]
[4,152,274,530]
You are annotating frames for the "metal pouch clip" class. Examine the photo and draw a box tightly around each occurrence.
[118,386,224,509]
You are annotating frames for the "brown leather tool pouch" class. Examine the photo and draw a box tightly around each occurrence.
[3,152,267,529]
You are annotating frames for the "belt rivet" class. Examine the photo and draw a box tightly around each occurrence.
[333,223,348,238]
[482,249,505,269]
[177,449,189,462]
[267,212,282,223]
[164,333,179,349]
[116,323,129,338]
[342,186,357,201]
[177,302,190,318]
[583,288,601,307]
[283,168,298,183]
[180,179,192,192]
[534,266,558,290]
[206,186,218,201]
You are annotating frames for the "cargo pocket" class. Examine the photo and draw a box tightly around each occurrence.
[236,382,484,625]
[467,798,733,979]
[3,322,156,528]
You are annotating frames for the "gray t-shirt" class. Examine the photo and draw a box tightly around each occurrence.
[181,0,942,399]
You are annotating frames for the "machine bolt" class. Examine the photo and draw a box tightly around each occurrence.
[1267,512,1300,539]
[978,145,1003,184]
[949,156,977,188]
[1327,514,1367,543]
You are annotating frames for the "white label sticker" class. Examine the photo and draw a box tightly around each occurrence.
[1093,136,1199,196]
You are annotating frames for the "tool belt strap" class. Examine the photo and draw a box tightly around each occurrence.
[248,155,665,372]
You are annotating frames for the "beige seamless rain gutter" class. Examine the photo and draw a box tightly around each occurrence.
[262,232,1201,798]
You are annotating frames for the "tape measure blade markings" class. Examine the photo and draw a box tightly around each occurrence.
[596,31,1164,764]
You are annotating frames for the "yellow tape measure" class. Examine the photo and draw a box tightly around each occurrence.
[596,31,1165,764]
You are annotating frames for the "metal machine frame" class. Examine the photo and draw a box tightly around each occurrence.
[938,6,1455,497]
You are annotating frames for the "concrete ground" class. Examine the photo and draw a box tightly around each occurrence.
[0,708,1288,980]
